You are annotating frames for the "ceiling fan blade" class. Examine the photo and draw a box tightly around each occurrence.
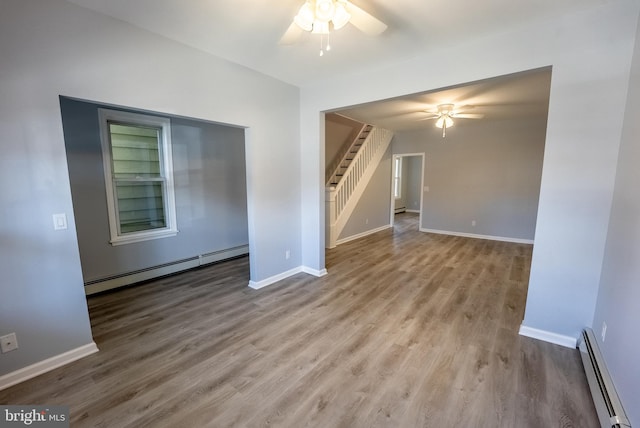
[345,1,387,36]
[418,115,440,121]
[454,105,475,111]
[453,113,484,119]
[279,21,304,45]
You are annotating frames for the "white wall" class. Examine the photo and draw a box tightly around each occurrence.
[300,2,639,343]
[0,0,300,376]
[591,11,640,425]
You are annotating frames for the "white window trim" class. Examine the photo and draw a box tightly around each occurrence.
[394,156,402,200]
[98,108,178,246]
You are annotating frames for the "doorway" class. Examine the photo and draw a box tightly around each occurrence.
[391,153,425,230]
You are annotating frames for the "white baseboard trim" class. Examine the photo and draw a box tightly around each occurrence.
[519,325,578,348]
[336,224,392,246]
[0,342,99,391]
[248,266,303,290]
[405,209,420,213]
[248,265,329,290]
[302,266,328,277]
[85,245,249,295]
[420,228,534,244]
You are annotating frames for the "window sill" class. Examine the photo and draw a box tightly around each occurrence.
[110,229,178,246]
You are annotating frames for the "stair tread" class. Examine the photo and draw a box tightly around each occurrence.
[330,126,379,186]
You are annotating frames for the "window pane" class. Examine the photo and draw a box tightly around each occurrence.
[100,108,177,244]
[109,123,161,179]
[115,181,166,233]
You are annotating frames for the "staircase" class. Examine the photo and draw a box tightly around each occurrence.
[327,124,372,186]
[326,125,394,248]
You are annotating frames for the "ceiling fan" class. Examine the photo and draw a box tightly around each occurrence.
[280,0,387,55]
[420,104,484,138]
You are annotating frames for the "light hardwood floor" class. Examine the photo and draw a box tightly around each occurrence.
[0,213,598,427]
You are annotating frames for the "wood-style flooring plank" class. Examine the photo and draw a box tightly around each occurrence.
[0,213,598,427]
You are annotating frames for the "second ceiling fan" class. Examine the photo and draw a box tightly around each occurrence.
[420,104,484,137]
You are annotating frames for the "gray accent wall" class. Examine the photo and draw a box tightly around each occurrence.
[404,156,422,212]
[393,118,547,241]
[1,0,299,377]
[591,12,640,425]
[60,98,248,283]
[339,146,392,240]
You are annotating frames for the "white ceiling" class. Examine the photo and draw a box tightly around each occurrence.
[65,0,610,87]
[63,1,598,131]
[335,67,552,131]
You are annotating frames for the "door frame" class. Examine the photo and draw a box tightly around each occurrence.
[389,153,425,228]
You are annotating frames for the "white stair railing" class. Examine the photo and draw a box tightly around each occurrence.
[326,124,370,186]
[326,127,393,248]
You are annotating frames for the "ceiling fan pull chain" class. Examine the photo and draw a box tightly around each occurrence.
[319,32,332,56]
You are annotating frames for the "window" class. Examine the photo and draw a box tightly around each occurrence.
[99,109,177,245]
[394,156,402,199]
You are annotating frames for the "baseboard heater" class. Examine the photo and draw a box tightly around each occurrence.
[84,245,249,295]
[578,328,631,428]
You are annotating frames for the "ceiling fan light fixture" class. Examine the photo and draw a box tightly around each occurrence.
[312,20,330,34]
[315,0,336,21]
[332,3,351,29]
[435,115,454,129]
[294,2,314,31]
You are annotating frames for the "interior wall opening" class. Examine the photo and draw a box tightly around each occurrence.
[60,96,250,295]
[324,67,551,248]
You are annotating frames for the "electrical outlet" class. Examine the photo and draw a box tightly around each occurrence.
[52,213,67,230]
[1,333,18,353]
[285,250,290,260]
[472,220,476,227]
[365,218,369,224]
[602,322,607,342]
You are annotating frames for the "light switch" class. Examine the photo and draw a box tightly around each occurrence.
[53,213,67,230]
[424,186,430,192]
